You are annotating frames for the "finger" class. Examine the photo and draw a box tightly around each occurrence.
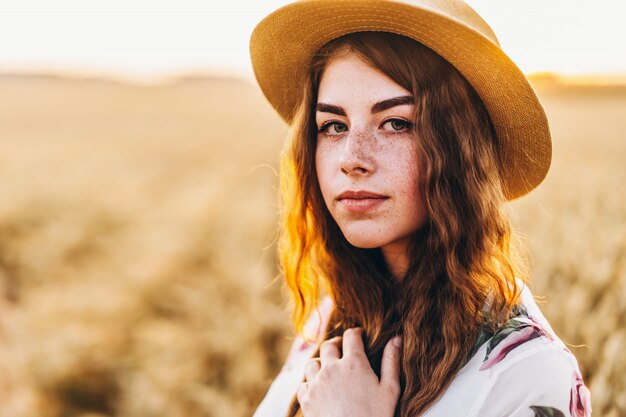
[304,358,321,382]
[320,336,342,365]
[296,382,308,405]
[342,327,366,358]
[380,335,402,394]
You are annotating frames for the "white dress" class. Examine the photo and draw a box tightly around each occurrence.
[253,283,592,417]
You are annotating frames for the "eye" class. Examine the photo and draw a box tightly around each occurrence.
[382,118,412,133]
[318,121,348,136]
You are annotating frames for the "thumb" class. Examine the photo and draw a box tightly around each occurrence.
[380,335,402,392]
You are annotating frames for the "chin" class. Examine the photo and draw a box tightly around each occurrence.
[341,229,389,249]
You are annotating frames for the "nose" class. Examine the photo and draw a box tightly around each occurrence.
[339,129,376,176]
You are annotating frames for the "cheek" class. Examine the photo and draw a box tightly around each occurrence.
[406,155,421,197]
[389,144,423,215]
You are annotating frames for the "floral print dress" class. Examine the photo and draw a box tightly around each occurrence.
[253,283,592,417]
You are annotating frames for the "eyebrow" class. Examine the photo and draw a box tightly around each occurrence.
[371,95,414,113]
[315,102,346,116]
[316,95,414,116]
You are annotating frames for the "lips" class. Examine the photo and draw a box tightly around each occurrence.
[336,190,388,200]
[336,190,389,213]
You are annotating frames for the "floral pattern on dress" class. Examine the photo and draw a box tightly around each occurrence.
[530,406,565,417]
[479,308,553,371]
[528,371,592,417]
[479,306,593,417]
[253,288,593,417]
[570,371,592,417]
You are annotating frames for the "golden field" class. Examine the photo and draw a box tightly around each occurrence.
[0,73,624,417]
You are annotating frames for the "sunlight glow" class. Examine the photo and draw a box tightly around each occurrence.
[0,0,624,83]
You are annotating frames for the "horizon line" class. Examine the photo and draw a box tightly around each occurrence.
[2,68,626,87]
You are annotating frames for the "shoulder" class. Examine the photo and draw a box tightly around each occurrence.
[283,296,334,360]
[469,283,592,417]
[252,296,334,417]
[301,296,334,344]
[472,344,591,417]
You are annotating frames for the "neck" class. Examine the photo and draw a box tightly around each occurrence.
[381,237,411,281]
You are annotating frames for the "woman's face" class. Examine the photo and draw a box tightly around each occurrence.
[315,51,427,264]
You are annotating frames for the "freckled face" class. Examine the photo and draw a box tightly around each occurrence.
[315,52,427,250]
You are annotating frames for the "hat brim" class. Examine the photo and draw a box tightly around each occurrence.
[250,0,551,200]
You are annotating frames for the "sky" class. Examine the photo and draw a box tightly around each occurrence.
[1,0,625,83]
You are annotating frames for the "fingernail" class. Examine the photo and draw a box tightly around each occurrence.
[392,336,402,348]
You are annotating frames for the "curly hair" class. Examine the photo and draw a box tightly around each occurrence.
[278,32,528,417]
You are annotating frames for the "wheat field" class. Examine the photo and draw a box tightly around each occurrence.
[0,74,624,417]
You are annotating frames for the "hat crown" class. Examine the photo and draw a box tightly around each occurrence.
[396,0,499,44]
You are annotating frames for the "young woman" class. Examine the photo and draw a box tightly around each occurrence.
[249,1,591,416]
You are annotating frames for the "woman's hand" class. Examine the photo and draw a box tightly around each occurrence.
[297,328,402,417]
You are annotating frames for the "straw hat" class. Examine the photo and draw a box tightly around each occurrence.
[249,0,551,200]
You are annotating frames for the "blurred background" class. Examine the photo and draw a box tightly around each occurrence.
[0,1,624,416]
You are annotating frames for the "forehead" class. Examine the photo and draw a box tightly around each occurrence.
[317,52,411,104]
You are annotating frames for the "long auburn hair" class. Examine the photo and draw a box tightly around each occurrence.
[279,32,527,417]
